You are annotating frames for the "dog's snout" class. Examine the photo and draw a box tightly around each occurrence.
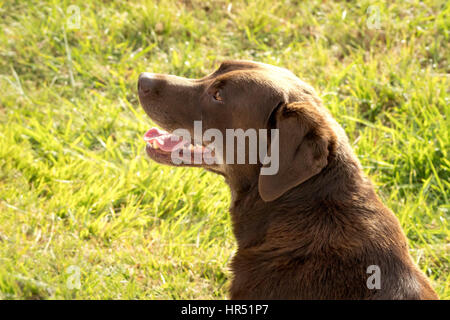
[138,72,156,94]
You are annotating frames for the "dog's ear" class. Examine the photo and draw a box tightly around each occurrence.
[258,101,335,202]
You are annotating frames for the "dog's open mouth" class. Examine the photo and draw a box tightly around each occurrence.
[143,127,215,166]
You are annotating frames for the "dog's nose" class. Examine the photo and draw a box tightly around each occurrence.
[138,72,156,95]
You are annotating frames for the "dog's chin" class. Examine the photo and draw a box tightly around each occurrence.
[143,126,220,170]
[144,143,206,168]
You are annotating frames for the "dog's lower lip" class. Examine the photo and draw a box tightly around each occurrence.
[144,127,215,165]
[143,127,187,152]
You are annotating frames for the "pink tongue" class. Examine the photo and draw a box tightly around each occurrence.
[144,127,186,152]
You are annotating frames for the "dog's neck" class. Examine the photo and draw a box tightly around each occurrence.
[227,143,370,250]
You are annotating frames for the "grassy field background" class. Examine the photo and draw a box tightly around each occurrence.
[0,0,448,299]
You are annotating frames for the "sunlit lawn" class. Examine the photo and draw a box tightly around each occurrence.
[0,0,448,299]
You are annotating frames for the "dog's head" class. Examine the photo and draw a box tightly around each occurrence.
[138,60,337,201]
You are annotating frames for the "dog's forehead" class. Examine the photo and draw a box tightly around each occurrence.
[213,61,302,94]
[217,60,261,72]
[216,60,293,76]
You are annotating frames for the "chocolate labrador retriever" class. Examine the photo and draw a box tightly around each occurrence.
[137,60,438,299]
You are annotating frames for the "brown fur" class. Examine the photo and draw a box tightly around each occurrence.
[138,60,438,299]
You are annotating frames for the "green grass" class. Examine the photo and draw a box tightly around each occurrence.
[0,0,448,299]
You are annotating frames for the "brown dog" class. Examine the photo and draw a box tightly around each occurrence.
[137,60,438,299]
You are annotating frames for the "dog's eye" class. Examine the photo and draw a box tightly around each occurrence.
[213,90,223,101]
